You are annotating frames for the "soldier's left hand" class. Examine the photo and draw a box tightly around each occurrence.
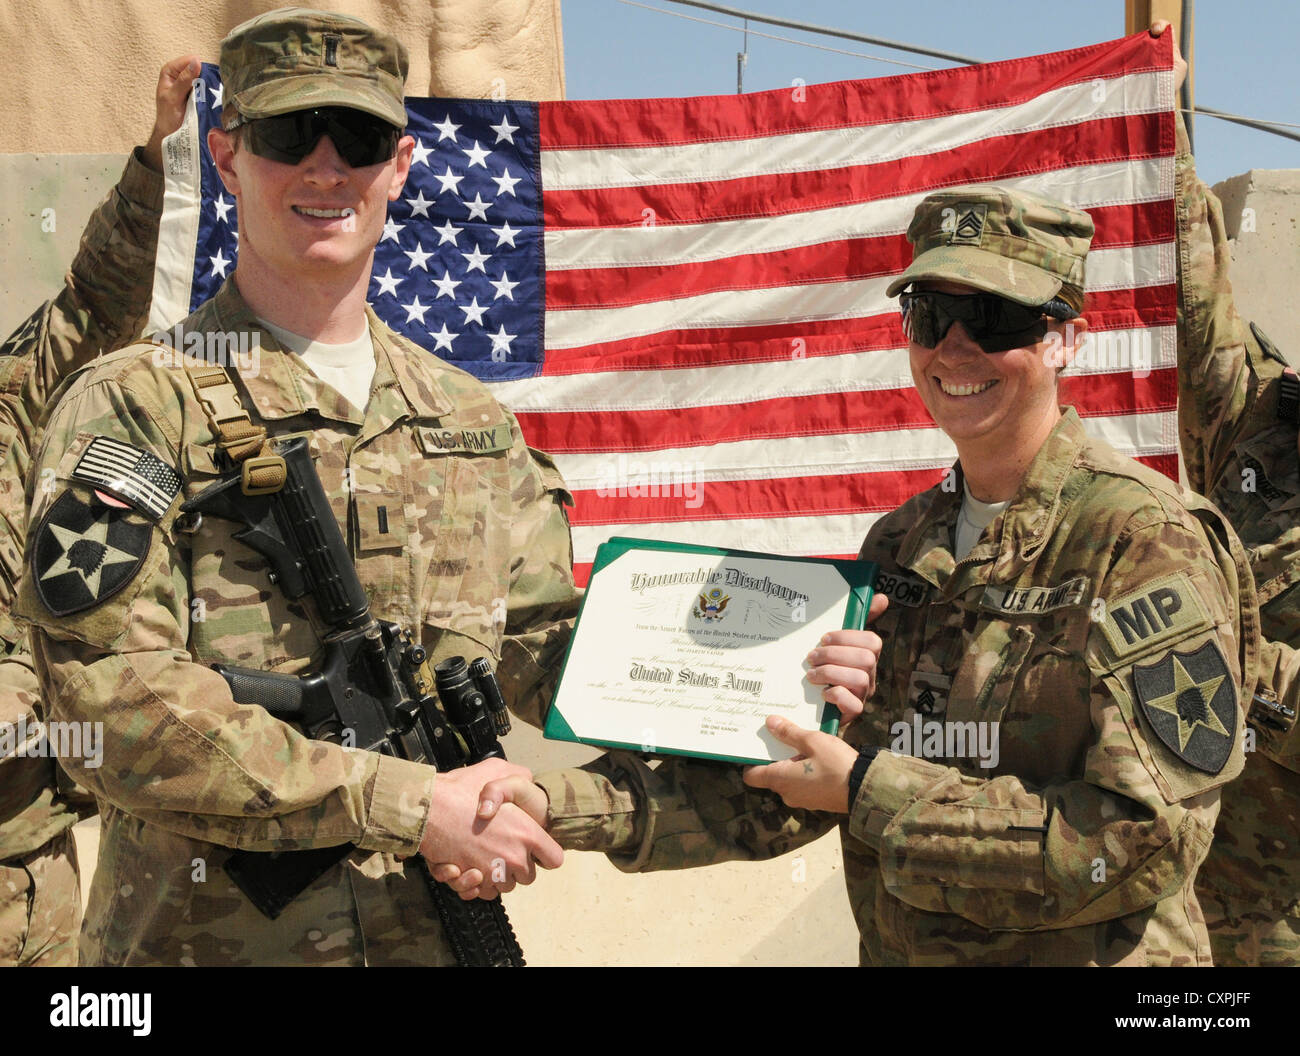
[741,715,861,813]
[804,591,887,727]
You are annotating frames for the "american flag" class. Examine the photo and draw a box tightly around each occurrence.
[149,32,1177,586]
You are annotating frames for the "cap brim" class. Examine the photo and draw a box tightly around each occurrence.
[231,76,406,128]
[885,245,1062,306]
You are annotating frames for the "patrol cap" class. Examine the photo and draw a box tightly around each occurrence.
[886,185,1095,312]
[220,7,408,130]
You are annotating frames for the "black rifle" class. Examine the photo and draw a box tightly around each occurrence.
[180,435,525,967]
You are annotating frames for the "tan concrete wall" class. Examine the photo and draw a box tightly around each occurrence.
[0,0,565,155]
[0,155,128,340]
[1211,170,1300,361]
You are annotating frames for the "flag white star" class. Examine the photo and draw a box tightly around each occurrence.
[462,140,491,168]
[433,219,463,246]
[492,221,520,248]
[381,217,405,243]
[410,138,435,167]
[461,244,491,273]
[372,267,404,298]
[405,189,434,217]
[432,270,461,299]
[434,166,465,195]
[210,81,224,108]
[489,115,519,144]
[403,242,434,271]
[209,248,231,278]
[488,325,517,357]
[462,193,491,221]
[429,323,458,351]
[491,168,521,197]
[459,297,489,325]
[489,271,519,301]
[433,115,461,142]
[213,195,234,223]
[402,296,431,324]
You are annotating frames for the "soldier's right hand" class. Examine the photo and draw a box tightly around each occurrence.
[418,758,564,900]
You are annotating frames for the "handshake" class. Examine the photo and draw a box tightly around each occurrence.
[418,758,557,901]
[416,609,888,901]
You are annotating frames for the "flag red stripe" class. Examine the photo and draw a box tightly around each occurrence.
[566,454,1176,587]
[570,466,949,524]
[514,368,1176,454]
[540,32,1170,149]
[568,449,1180,526]
[546,203,1174,311]
[538,285,1176,375]
[542,114,1170,230]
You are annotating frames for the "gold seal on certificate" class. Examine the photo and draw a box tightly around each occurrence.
[544,538,878,764]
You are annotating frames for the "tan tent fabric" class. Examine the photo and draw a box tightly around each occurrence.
[0,0,565,154]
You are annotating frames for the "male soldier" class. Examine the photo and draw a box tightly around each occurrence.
[0,55,199,966]
[1155,21,1300,965]
[16,8,574,966]
[468,186,1257,965]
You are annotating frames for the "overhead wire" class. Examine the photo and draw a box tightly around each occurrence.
[618,0,1300,146]
[614,0,943,71]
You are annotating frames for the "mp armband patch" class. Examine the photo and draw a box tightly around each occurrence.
[31,491,151,616]
[1132,640,1237,774]
[1097,572,1210,662]
[70,436,182,521]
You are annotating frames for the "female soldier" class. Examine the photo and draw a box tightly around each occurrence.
[470,184,1259,966]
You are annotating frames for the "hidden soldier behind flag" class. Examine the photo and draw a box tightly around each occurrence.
[460,181,1259,965]
[0,56,199,967]
[1153,21,1300,965]
[14,8,577,966]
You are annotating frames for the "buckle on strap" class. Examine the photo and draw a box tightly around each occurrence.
[189,367,250,427]
[241,454,287,496]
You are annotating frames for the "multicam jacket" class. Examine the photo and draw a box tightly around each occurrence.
[539,409,1256,965]
[1174,114,1300,925]
[0,150,162,863]
[15,279,579,965]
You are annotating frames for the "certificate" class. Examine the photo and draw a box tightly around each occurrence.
[544,537,877,764]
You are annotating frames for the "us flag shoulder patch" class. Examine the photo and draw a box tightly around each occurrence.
[71,437,182,521]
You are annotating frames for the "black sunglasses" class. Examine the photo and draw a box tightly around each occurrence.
[230,107,402,168]
[900,290,1074,354]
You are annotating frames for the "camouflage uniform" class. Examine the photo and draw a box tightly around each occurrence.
[14,278,578,965]
[540,410,1255,965]
[0,149,162,967]
[1174,116,1300,965]
[537,182,1258,966]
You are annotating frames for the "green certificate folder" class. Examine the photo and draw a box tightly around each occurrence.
[544,537,877,765]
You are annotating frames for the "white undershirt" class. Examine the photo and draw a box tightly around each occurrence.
[260,318,377,414]
[954,480,1010,560]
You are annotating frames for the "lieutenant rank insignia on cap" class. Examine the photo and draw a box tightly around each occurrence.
[31,491,152,616]
[70,437,182,520]
[1131,641,1237,774]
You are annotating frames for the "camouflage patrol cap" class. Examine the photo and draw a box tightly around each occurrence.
[886,185,1095,312]
[220,7,408,130]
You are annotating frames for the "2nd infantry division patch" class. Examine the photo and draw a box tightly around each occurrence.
[31,491,151,616]
[1131,641,1237,774]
